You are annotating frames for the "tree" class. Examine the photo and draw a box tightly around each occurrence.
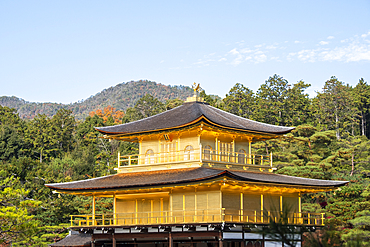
[199,90,223,108]
[340,184,370,245]
[255,75,312,127]
[326,182,370,240]
[89,105,124,124]
[260,202,303,247]
[353,78,370,138]
[255,74,289,126]
[0,105,26,161]
[24,114,56,163]
[284,80,312,126]
[0,171,40,245]
[123,94,166,123]
[313,77,358,139]
[134,94,165,119]
[51,109,76,155]
[165,98,183,110]
[223,83,256,119]
[273,125,337,180]
[326,136,370,176]
[0,125,24,161]
[13,224,69,247]
[0,105,23,128]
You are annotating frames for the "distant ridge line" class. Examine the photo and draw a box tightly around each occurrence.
[0,80,193,120]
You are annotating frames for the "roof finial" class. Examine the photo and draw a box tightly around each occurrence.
[186,82,204,103]
[192,82,201,96]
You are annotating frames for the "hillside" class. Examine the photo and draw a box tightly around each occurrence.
[0,80,193,120]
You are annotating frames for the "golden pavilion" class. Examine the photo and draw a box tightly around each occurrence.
[47,87,347,247]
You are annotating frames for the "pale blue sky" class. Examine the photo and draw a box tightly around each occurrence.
[1,1,370,104]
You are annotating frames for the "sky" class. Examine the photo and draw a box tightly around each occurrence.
[1,1,370,104]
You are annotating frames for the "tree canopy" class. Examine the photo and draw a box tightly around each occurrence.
[1,77,370,245]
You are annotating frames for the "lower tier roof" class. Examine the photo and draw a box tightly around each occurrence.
[49,233,91,246]
[45,167,348,192]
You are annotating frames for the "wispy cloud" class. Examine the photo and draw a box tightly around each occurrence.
[222,43,280,65]
[288,31,370,62]
[184,31,370,69]
[361,31,370,38]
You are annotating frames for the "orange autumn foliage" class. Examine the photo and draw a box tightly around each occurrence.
[89,105,124,124]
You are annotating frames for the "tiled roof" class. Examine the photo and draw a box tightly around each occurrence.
[48,233,91,246]
[45,168,348,192]
[95,101,294,135]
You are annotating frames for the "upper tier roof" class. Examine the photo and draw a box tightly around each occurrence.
[45,167,348,192]
[95,101,294,136]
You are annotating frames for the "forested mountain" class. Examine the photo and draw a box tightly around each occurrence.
[1,74,370,246]
[0,80,193,120]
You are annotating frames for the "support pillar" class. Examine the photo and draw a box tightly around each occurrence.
[91,241,95,247]
[248,140,252,164]
[218,232,223,247]
[92,195,96,225]
[298,192,302,224]
[112,234,116,247]
[261,194,264,223]
[240,241,245,247]
[138,138,143,165]
[113,194,117,225]
[169,232,173,247]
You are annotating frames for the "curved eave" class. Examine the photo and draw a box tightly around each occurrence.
[45,169,348,194]
[96,116,294,139]
[95,116,204,136]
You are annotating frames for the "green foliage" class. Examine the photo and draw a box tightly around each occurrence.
[284,80,312,126]
[1,77,370,246]
[0,171,41,244]
[165,98,184,110]
[51,108,76,154]
[223,83,255,119]
[133,94,166,119]
[340,184,370,245]
[255,74,289,126]
[260,202,303,247]
[199,89,223,108]
[313,77,358,139]
[303,224,343,247]
[0,125,24,161]
[353,78,370,139]
[123,94,166,123]
[13,224,69,247]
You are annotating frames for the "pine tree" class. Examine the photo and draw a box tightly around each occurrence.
[353,78,370,138]
[223,83,256,119]
[313,77,358,139]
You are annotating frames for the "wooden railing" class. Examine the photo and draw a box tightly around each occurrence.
[117,147,272,168]
[70,209,325,227]
[202,148,272,166]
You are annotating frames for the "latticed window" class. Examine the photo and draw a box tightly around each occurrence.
[203,145,212,160]
[184,145,194,161]
[161,142,177,162]
[220,142,233,161]
[238,149,246,164]
[145,149,155,164]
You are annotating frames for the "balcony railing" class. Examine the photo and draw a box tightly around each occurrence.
[117,147,273,169]
[70,209,325,227]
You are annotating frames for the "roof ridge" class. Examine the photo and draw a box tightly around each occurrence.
[206,104,294,130]
[202,104,251,130]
